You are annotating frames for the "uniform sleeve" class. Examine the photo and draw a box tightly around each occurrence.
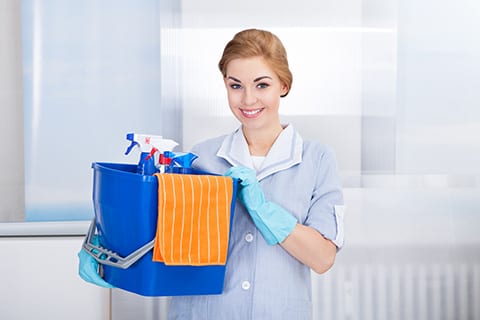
[304,146,345,248]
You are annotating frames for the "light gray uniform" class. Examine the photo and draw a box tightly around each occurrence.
[168,124,345,320]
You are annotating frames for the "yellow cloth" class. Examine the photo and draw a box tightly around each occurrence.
[152,173,234,266]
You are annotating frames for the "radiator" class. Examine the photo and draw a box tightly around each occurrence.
[312,247,480,320]
[111,246,480,320]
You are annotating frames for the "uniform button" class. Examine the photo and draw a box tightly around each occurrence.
[245,232,254,242]
[241,280,251,290]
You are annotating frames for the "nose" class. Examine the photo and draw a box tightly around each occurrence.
[242,88,257,106]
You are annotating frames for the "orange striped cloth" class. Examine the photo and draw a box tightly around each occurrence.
[152,173,234,266]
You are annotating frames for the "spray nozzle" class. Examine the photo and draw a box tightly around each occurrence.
[125,133,171,155]
[125,133,178,155]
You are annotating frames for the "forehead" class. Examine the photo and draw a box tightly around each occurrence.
[225,56,277,80]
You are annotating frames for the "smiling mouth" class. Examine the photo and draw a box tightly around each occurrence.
[241,108,264,118]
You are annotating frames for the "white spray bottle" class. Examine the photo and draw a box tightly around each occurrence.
[124,133,178,175]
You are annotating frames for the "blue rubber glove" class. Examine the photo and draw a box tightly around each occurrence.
[225,167,297,245]
[78,236,115,289]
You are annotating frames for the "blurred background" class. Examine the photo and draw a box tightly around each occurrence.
[1,0,479,319]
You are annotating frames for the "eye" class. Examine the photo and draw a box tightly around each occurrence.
[257,82,270,89]
[230,83,242,89]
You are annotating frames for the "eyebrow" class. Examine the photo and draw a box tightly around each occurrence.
[226,76,273,83]
[227,76,242,83]
[254,76,273,82]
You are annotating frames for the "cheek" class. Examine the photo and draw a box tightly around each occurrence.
[263,94,281,109]
[226,93,240,116]
[227,90,241,106]
[226,94,235,108]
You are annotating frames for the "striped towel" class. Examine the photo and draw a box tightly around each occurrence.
[152,173,234,266]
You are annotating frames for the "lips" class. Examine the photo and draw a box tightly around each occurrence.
[241,108,264,118]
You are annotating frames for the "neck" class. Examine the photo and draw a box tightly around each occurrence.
[242,124,284,156]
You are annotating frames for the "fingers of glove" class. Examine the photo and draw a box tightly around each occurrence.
[91,234,100,246]
[224,167,257,186]
[78,249,115,289]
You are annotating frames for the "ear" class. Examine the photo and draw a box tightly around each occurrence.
[280,83,289,97]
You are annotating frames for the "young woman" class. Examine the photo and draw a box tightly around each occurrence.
[167,28,345,319]
[79,28,345,320]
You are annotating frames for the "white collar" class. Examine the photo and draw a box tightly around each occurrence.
[216,124,303,181]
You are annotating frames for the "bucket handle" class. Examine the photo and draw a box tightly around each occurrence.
[82,219,155,269]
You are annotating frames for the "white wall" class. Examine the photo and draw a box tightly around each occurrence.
[0,235,110,320]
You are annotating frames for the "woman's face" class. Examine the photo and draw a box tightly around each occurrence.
[224,56,287,131]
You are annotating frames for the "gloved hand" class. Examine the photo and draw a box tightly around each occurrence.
[225,166,297,245]
[78,236,115,289]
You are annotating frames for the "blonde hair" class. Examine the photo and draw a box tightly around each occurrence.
[218,29,293,97]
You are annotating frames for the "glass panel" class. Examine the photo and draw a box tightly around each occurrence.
[21,1,169,221]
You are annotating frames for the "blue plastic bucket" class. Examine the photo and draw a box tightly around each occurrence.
[91,162,236,296]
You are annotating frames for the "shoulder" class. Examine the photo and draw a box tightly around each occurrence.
[302,140,338,162]
[301,140,341,184]
[286,125,337,162]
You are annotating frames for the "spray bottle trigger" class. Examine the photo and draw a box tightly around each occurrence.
[144,148,158,161]
[125,141,139,155]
